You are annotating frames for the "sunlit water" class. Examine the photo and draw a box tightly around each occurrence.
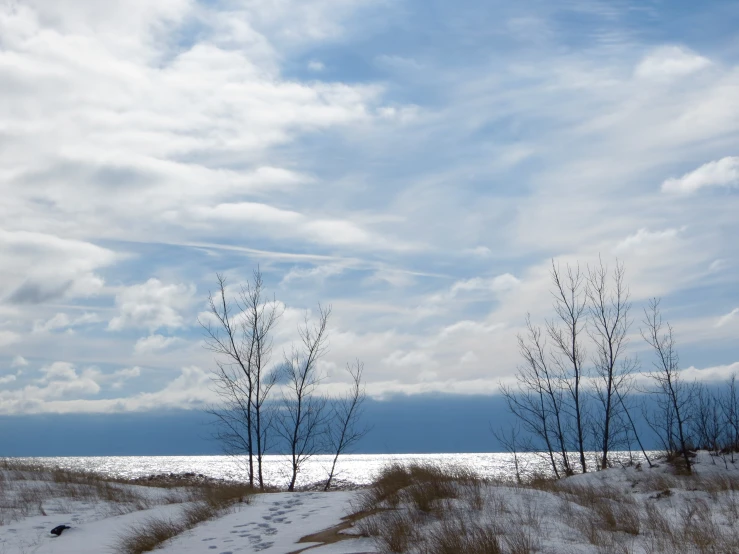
[12,451,658,489]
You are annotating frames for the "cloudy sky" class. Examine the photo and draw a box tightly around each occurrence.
[1,0,737,425]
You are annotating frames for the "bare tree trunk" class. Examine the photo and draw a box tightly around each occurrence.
[200,270,282,489]
[239,269,281,491]
[548,260,589,473]
[276,305,331,492]
[614,382,653,467]
[500,316,568,478]
[642,298,693,474]
[324,360,369,491]
[493,424,524,484]
[719,374,739,461]
[586,257,633,470]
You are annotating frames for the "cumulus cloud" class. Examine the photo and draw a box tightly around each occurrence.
[0,364,215,414]
[108,279,196,332]
[635,46,711,79]
[134,334,185,354]
[34,362,102,399]
[662,157,739,194]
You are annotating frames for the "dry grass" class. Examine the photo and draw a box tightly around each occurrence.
[0,457,254,539]
[113,480,253,553]
[427,517,502,554]
[355,457,739,554]
[115,517,185,554]
[357,463,509,554]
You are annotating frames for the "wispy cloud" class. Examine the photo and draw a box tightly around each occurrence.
[0,0,737,413]
[662,156,739,195]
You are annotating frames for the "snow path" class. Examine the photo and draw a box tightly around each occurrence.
[158,491,376,554]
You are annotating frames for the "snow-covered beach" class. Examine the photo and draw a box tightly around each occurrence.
[2,452,738,553]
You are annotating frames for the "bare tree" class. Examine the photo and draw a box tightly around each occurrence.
[586,257,636,469]
[277,304,331,492]
[547,260,589,473]
[719,374,739,461]
[324,360,369,491]
[641,298,694,473]
[500,316,570,478]
[693,383,723,458]
[200,270,282,489]
[493,423,525,484]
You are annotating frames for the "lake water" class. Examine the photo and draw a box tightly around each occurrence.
[13,451,657,488]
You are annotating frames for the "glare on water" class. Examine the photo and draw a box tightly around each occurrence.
[15,451,656,488]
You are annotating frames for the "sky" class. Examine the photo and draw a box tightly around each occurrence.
[0,0,738,454]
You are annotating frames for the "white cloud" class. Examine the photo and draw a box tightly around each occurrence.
[716,308,739,328]
[615,227,680,252]
[33,361,102,399]
[108,279,195,332]
[113,366,141,380]
[635,46,711,79]
[383,349,433,368]
[449,274,520,296]
[0,1,396,251]
[0,331,21,348]
[438,320,505,340]
[134,334,185,354]
[110,366,142,389]
[33,313,70,333]
[364,378,501,399]
[33,312,100,334]
[307,60,325,71]
[0,374,16,385]
[0,364,215,414]
[281,264,347,284]
[678,362,739,383]
[11,355,29,368]
[189,202,388,248]
[463,246,493,258]
[662,156,739,194]
[0,230,117,304]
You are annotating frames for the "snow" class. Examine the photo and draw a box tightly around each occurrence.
[157,491,372,554]
[0,469,376,554]
[2,452,739,553]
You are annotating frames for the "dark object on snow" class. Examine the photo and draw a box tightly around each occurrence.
[50,525,71,536]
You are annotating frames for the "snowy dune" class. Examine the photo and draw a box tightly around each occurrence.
[1,452,738,553]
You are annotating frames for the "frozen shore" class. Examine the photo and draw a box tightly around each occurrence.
[1,452,738,553]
